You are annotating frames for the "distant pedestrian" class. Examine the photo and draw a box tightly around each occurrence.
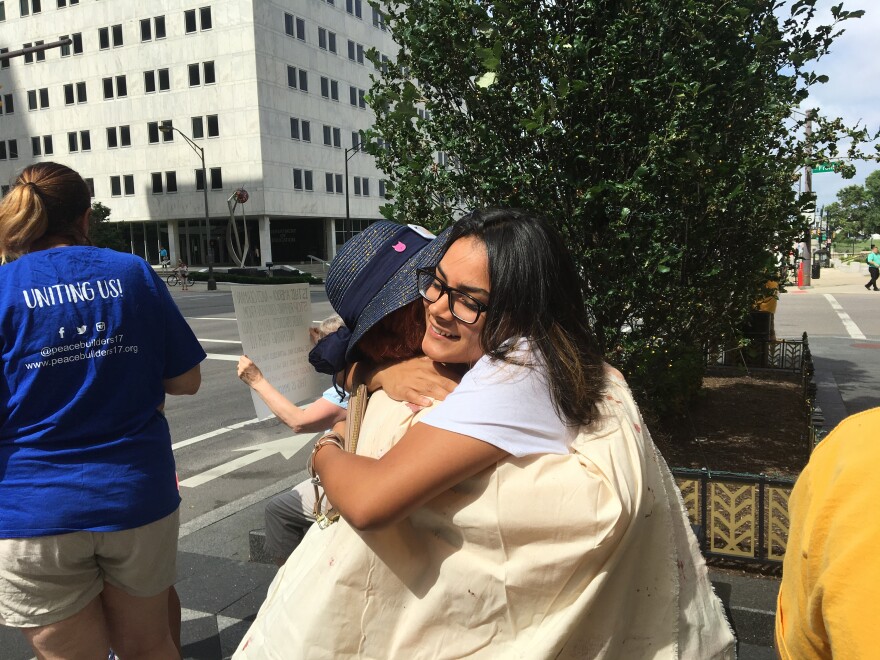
[776,408,880,659]
[865,245,880,291]
[176,259,190,291]
[159,246,168,269]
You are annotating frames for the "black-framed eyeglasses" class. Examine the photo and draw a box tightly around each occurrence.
[416,268,489,324]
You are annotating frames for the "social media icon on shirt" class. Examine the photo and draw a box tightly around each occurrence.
[96,322,106,332]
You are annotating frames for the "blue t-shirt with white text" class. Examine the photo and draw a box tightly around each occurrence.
[0,247,206,537]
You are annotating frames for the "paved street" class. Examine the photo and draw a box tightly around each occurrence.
[2,264,879,658]
[775,261,880,429]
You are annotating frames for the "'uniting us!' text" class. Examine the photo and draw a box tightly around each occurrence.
[22,279,124,309]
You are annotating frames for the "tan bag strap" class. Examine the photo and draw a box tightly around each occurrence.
[343,383,369,454]
[312,382,370,527]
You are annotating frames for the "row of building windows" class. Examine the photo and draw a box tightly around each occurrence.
[0,155,385,200]
[5,65,374,117]
[13,3,210,37]
[284,12,386,66]
[315,0,387,30]
[14,13,205,65]
[8,64,217,111]
[292,168,384,197]
[111,169,222,196]
[0,118,220,159]
[10,4,384,64]
[0,164,376,199]
[287,66,367,108]
[16,0,79,18]
[5,114,389,156]
[7,11,210,68]
[288,118,369,154]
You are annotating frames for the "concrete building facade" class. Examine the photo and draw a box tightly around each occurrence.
[0,0,394,267]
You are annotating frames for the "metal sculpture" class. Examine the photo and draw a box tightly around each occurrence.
[226,188,251,267]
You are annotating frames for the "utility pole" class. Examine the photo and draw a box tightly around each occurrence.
[802,111,814,287]
[159,122,217,290]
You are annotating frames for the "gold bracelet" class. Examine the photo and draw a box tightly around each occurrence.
[307,432,345,482]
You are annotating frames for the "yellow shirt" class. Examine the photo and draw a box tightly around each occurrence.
[776,407,880,659]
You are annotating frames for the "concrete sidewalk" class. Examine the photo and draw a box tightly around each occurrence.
[788,258,875,294]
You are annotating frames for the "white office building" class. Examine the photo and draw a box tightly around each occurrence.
[0,0,395,267]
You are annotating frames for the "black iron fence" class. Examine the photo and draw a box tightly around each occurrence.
[673,332,820,564]
[708,333,809,374]
[707,332,819,453]
[673,468,796,564]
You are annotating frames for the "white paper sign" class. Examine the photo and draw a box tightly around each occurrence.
[231,284,321,420]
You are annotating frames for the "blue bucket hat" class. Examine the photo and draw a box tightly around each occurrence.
[308,221,451,374]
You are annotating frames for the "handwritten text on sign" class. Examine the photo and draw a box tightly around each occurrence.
[232,284,320,419]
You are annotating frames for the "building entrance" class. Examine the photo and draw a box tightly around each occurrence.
[270,218,326,262]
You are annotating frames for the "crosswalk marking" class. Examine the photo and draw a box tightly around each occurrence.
[824,294,866,339]
[172,418,261,451]
[204,352,240,361]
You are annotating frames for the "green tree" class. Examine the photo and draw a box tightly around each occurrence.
[88,202,128,252]
[863,169,880,233]
[827,170,880,237]
[825,201,856,243]
[366,0,876,418]
[834,185,872,234]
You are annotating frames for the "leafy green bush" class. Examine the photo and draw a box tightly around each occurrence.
[365,0,871,420]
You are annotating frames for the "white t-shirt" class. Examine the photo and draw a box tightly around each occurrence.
[421,340,576,457]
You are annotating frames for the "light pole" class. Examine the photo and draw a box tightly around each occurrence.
[0,38,71,64]
[159,121,217,291]
[343,139,368,243]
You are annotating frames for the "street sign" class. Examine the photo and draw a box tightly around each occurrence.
[811,162,835,173]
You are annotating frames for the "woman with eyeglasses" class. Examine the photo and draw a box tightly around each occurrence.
[236,209,735,659]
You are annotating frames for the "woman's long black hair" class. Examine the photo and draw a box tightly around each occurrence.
[443,208,606,427]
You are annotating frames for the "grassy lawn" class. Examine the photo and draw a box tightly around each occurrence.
[832,238,878,255]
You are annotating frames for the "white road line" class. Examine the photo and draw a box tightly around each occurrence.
[730,605,776,617]
[172,418,261,451]
[204,352,240,362]
[178,471,307,538]
[197,338,242,344]
[179,433,318,488]
[179,452,269,488]
[824,294,866,339]
[188,317,238,321]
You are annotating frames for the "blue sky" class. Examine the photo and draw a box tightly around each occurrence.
[797,1,880,210]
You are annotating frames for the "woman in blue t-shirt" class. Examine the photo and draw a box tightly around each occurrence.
[0,163,206,658]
